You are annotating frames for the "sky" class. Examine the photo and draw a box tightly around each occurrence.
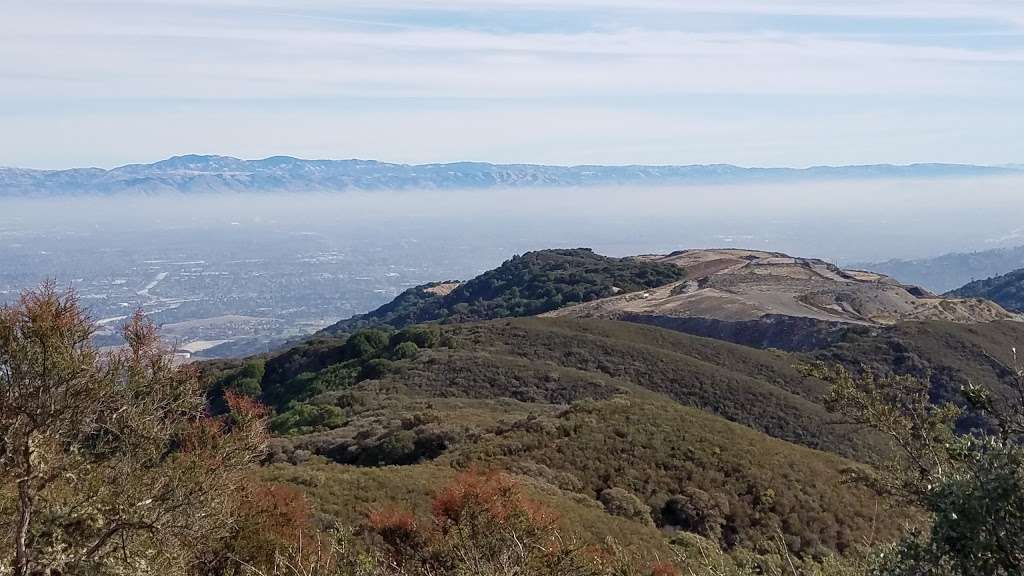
[2,0,1024,169]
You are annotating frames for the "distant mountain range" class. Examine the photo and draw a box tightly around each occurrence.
[2,155,1021,195]
[857,245,1024,294]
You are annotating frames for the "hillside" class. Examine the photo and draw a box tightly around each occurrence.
[199,248,1024,569]
[2,155,1019,196]
[330,247,1017,351]
[208,317,906,563]
[322,248,686,334]
[200,282,1024,568]
[947,268,1024,312]
[814,319,1024,432]
[546,250,1015,347]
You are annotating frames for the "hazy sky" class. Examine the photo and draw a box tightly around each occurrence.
[3,0,1024,169]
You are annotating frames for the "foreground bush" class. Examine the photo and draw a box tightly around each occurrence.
[0,284,268,576]
[812,357,1024,575]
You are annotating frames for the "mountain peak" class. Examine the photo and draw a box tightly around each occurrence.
[147,154,246,171]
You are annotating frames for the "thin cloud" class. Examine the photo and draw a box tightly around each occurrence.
[3,20,1021,99]
[2,0,1023,167]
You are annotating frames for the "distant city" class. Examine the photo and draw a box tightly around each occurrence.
[0,222,503,358]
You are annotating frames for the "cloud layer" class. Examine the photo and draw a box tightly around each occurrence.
[3,1,1023,168]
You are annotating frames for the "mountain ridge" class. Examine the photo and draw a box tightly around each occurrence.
[857,245,1024,293]
[3,154,1021,195]
[321,247,1020,352]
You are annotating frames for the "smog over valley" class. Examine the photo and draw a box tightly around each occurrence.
[3,172,1024,357]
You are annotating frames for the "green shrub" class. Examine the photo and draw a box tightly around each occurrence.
[662,488,729,542]
[391,326,440,349]
[360,358,397,380]
[344,330,391,359]
[205,358,267,411]
[813,362,1024,575]
[599,487,653,526]
[271,403,347,435]
[237,359,266,382]
[358,430,418,466]
[229,376,262,398]
[391,341,420,361]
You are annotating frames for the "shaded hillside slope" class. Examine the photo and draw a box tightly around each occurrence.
[445,394,897,556]
[266,394,901,559]
[947,268,1024,312]
[816,320,1024,427]
[240,318,905,559]
[264,318,874,459]
[322,249,685,334]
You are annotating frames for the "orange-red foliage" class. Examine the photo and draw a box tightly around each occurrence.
[363,470,681,575]
[368,507,419,544]
[245,483,315,545]
[181,417,227,454]
[226,482,317,570]
[430,469,558,531]
[225,389,270,420]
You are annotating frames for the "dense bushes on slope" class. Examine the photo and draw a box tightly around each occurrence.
[259,462,868,576]
[231,317,907,560]
[267,317,877,458]
[445,395,903,557]
[263,389,902,561]
[204,313,1024,567]
[817,320,1024,431]
[207,325,448,434]
[434,318,879,459]
[323,249,686,334]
